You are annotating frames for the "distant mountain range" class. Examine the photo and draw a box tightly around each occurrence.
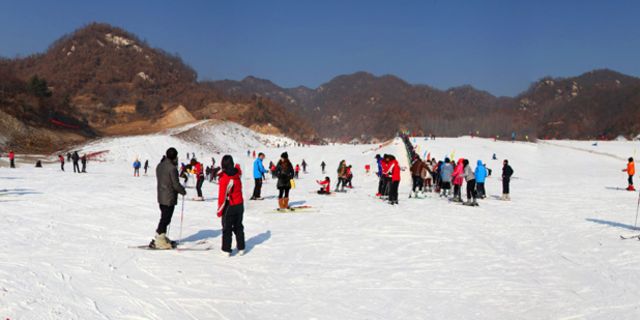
[212,69,640,141]
[1,23,639,152]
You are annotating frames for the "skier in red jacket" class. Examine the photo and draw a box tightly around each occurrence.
[386,154,401,205]
[217,155,245,256]
[191,159,205,200]
[58,154,65,171]
[9,150,15,168]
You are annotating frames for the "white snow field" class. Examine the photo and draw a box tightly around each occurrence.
[1,128,640,319]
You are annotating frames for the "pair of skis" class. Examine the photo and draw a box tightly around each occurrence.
[130,239,214,251]
[270,205,316,213]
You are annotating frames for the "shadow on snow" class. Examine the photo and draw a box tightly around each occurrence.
[181,229,222,243]
[244,230,271,255]
[586,218,640,231]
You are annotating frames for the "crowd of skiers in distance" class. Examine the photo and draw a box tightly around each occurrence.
[372,134,516,206]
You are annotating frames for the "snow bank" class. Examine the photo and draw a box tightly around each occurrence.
[72,120,297,163]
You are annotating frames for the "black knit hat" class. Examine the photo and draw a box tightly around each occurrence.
[281,152,289,159]
[166,147,178,160]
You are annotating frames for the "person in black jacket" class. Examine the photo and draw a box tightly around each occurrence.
[72,151,81,173]
[275,152,294,210]
[153,147,187,249]
[501,159,514,200]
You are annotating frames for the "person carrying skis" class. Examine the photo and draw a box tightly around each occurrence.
[462,159,478,206]
[295,164,300,179]
[302,159,307,173]
[440,158,453,197]
[217,155,245,256]
[191,158,205,200]
[144,160,149,175]
[251,152,267,200]
[501,159,514,200]
[451,158,465,202]
[275,152,295,210]
[475,160,488,198]
[81,154,87,173]
[133,159,141,177]
[386,155,401,205]
[321,161,326,174]
[153,147,186,249]
[317,177,331,194]
[623,157,636,191]
[58,154,65,171]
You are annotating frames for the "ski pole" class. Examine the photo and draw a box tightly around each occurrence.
[179,194,185,245]
[634,191,640,229]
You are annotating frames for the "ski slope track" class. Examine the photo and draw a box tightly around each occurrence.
[2,129,640,319]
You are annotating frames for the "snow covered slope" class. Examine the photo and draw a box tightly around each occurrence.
[2,135,640,319]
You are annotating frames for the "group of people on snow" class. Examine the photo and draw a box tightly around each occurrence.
[375,153,402,205]
[59,151,88,173]
[335,160,354,192]
[375,134,516,206]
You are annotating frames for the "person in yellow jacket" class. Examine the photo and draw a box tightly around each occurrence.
[623,157,636,191]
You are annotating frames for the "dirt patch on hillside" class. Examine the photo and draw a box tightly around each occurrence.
[100,105,197,136]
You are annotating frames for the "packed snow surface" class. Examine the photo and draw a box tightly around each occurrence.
[2,134,640,319]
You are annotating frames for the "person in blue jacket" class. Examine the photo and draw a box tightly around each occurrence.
[133,159,141,177]
[251,152,268,200]
[475,160,488,199]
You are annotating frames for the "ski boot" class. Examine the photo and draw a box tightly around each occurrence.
[628,185,636,191]
[152,233,174,249]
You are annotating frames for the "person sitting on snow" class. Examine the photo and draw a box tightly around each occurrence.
[317,177,331,194]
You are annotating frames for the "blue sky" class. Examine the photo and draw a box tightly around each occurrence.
[1,0,639,96]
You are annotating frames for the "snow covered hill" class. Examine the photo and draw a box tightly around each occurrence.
[71,120,298,163]
[1,134,640,319]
